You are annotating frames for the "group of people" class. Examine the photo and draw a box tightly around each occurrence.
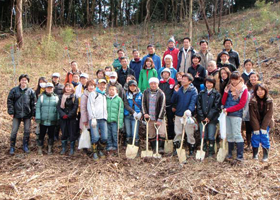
[7,36,273,162]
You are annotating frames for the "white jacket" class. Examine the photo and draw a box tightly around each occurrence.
[87,91,107,120]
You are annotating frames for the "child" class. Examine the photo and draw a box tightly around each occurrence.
[197,76,221,157]
[123,74,136,93]
[217,51,236,72]
[138,57,158,92]
[106,85,124,153]
[249,84,273,162]
[241,59,254,83]
[222,71,248,161]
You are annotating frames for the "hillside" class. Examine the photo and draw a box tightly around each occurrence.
[0,2,280,199]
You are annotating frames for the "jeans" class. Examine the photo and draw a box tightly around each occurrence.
[89,119,108,144]
[199,123,216,140]
[166,106,175,139]
[124,115,139,140]
[39,124,55,146]
[226,116,244,143]
[11,118,31,143]
[107,122,118,150]
[251,127,270,149]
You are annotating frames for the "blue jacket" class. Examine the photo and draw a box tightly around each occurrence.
[129,59,142,82]
[141,54,162,72]
[224,90,244,118]
[171,85,198,117]
[158,67,178,82]
[124,91,142,116]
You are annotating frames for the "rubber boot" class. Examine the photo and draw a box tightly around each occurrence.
[189,143,195,156]
[69,141,75,156]
[149,137,156,153]
[262,147,269,162]
[38,146,43,155]
[10,139,16,155]
[98,141,106,159]
[60,140,67,155]
[23,137,30,153]
[173,141,180,156]
[159,136,165,154]
[236,142,244,161]
[208,140,215,157]
[92,143,99,161]
[203,139,208,152]
[252,147,258,160]
[135,139,140,147]
[126,137,132,146]
[48,138,54,155]
[226,142,234,159]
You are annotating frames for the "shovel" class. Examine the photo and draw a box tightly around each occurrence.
[214,126,219,154]
[217,138,228,162]
[176,119,187,164]
[164,117,173,154]
[126,118,139,159]
[153,123,162,159]
[141,118,153,158]
[196,122,207,161]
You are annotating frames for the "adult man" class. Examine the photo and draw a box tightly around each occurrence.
[64,61,82,84]
[7,74,36,155]
[106,72,125,100]
[142,77,166,153]
[117,57,135,87]
[112,49,125,71]
[157,55,177,81]
[217,51,237,72]
[141,44,162,71]
[217,38,240,69]
[129,49,142,82]
[197,40,214,68]
[162,36,179,69]
[177,37,196,73]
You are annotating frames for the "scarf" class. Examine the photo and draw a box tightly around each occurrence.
[60,92,73,109]
[72,81,79,87]
[134,58,140,62]
[229,80,244,100]
[96,87,106,95]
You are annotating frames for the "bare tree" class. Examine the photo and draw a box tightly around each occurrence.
[199,0,212,36]
[213,0,218,34]
[47,0,53,39]
[189,0,193,39]
[16,0,23,49]
[218,0,223,33]
[144,0,151,33]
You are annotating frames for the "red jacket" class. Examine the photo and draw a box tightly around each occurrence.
[162,48,179,70]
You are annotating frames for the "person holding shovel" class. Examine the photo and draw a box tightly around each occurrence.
[197,76,221,157]
[142,77,166,153]
[222,71,248,162]
[171,73,198,156]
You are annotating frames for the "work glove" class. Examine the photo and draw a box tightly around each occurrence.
[253,130,260,135]
[184,110,192,118]
[136,113,142,120]
[260,129,267,134]
[91,118,97,128]
[133,112,138,119]
[62,115,68,119]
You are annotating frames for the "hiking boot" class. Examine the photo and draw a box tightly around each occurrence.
[252,147,258,160]
[173,141,180,156]
[60,140,67,155]
[159,137,165,154]
[38,146,43,155]
[189,143,195,156]
[208,140,215,157]
[226,142,234,160]
[203,139,208,152]
[23,138,30,153]
[262,147,269,162]
[10,140,16,155]
[69,141,75,156]
[149,137,156,153]
[92,143,99,161]
[236,142,244,162]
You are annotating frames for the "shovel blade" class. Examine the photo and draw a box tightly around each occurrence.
[153,153,162,159]
[217,148,227,162]
[196,150,206,161]
[176,148,186,164]
[164,140,173,154]
[141,150,153,158]
[126,145,139,159]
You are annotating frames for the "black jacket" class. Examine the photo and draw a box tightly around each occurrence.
[7,86,36,119]
[187,64,206,92]
[142,88,166,121]
[197,89,221,123]
[217,62,236,72]
[159,78,175,106]
[57,94,78,119]
[217,49,240,69]
[117,67,135,87]
[53,82,64,98]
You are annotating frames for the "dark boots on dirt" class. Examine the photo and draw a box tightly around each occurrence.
[203,139,208,152]
[159,137,165,154]
[69,141,75,156]
[208,140,215,157]
[262,147,269,162]
[92,143,99,161]
[253,147,259,159]
[149,137,156,153]
[48,138,54,155]
[226,142,235,160]
[23,137,30,153]
[126,138,132,146]
[10,139,16,155]
[236,142,244,162]
[98,141,107,159]
[60,140,67,155]
[188,143,195,156]
[173,141,180,156]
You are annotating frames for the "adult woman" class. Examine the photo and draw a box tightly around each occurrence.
[219,67,231,96]
[35,77,47,99]
[138,57,158,92]
[57,83,79,156]
[174,72,184,92]
[96,69,106,84]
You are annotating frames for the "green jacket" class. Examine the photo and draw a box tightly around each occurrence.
[35,92,60,126]
[138,68,158,92]
[112,58,122,71]
[107,95,124,128]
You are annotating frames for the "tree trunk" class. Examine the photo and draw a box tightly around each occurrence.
[91,0,96,25]
[144,0,151,34]
[86,0,90,25]
[218,0,223,33]
[16,0,23,49]
[189,0,193,39]
[60,0,64,25]
[99,0,102,24]
[213,0,218,34]
[164,0,168,22]
[180,0,183,22]
[68,0,73,24]
[199,0,212,36]
[47,0,53,39]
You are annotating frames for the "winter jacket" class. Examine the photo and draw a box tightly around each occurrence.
[112,58,122,71]
[162,48,180,69]
[87,90,107,120]
[141,54,162,71]
[241,70,254,84]
[171,85,198,117]
[107,95,124,128]
[222,85,248,118]
[64,70,82,84]
[249,96,274,131]
[129,59,142,82]
[220,78,229,97]
[158,67,178,82]
[53,82,64,98]
[124,89,142,116]
[138,68,158,92]
[142,88,166,121]
[217,62,236,72]
[177,47,196,73]
[106,81,125,100]
[217,49,240,69]
[159,78,175,106]
[197,89,221,123]
[7,86,36,119]
[80,89,90,129]
[35,92,60,126]
[187,64,206,92]
[197,50,214,68]
[117,67,135,87]
[57,94,78,119]
[208,69,220,93]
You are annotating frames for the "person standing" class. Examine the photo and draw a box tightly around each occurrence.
[217,38,240,69]
[162,36,179,70]
[7,74,36,155]
[117,57,135,87]
[177,37,196,73]
[187,54,206,92]
[129,49,142,82]
[64,61,82,84]
[141,44,162,71]
[138,57,158,92]
[112,49,125,71]
[158,54,178,81]
[197,40,214,68]
[217,51,236,72]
